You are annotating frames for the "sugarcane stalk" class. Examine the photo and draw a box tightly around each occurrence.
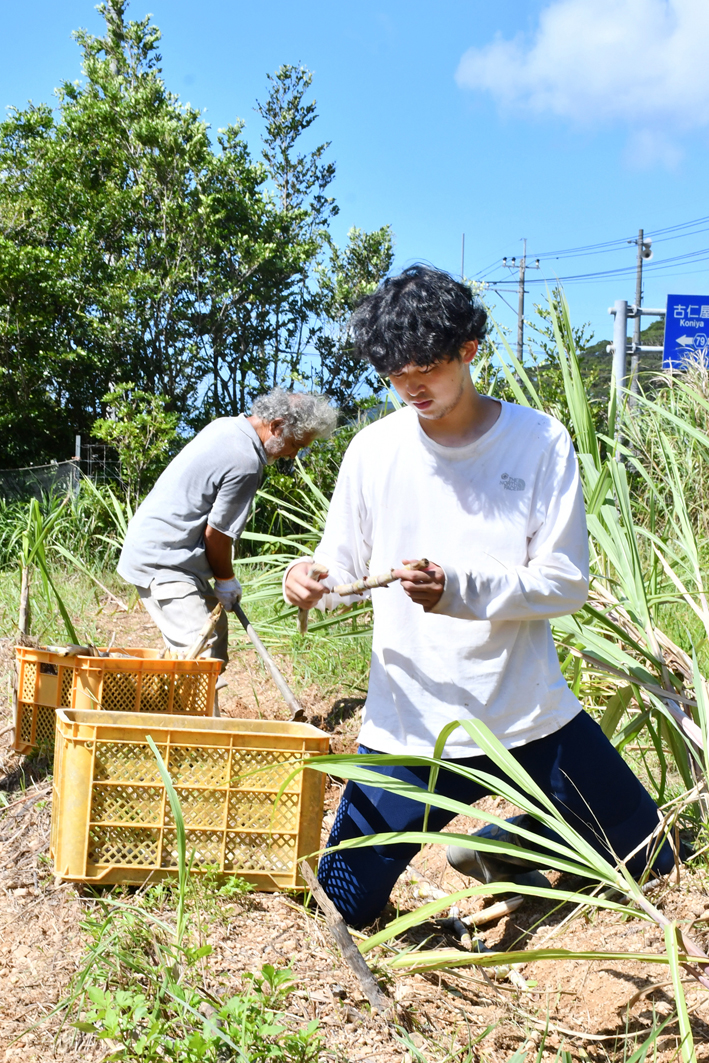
[183,603,223,660]
[298,562,328,635]
[18,565,30,636]
[334,558,429,597]
[299,860,392,1016]
[462,896,524,926]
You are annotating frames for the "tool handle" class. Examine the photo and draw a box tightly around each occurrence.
[233,602,306,721]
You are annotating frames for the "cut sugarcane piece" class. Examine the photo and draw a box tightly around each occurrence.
[334,558,429,597]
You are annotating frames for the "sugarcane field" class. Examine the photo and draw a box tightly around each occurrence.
[3,2,709,1061]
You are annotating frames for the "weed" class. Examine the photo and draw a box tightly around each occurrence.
[188,866,256,923]
[73,957,323,1062]
[56,737,323,1062]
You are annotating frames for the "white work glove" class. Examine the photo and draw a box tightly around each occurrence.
[213,576,242,610]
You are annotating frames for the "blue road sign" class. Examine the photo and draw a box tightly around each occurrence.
[664,294,709,370]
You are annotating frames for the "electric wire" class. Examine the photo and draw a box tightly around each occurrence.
[481,247,709,289]
[470,214,709,354]
[525,226,709,263]
[646,214,709,237]
[489,290,519,316]
[525,215,709,262]
[471,214,709,282]
[528,248,709,285]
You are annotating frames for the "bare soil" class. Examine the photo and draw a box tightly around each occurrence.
[2,603,709,1061]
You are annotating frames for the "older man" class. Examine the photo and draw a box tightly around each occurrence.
[119,387,337,667]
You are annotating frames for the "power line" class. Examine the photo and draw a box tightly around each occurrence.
[521,264,709,289]
[489,290,519,316]
[646,214,709,237]
[527,235,632,260]
[473,256,505,280]
[474,215,709,283]
[526,225,709,264]
[648,225,709,244]
[526,214,709,261]
[483,246,709,288]
[471,217,709,338]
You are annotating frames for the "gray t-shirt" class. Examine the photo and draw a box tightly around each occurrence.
[117,415,266,593]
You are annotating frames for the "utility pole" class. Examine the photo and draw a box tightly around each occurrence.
[610,300,628,396]
[608,296,665,456]
[628,228,653,396]
[503,239,540,360]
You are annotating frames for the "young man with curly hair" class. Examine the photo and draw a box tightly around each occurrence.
[284,264,674,927]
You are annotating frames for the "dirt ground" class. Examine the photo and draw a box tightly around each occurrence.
[2,602,709,1061]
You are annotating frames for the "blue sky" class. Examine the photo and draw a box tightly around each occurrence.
[2,0,709,349]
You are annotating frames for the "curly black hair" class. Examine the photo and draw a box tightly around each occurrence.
[349,264,487,375]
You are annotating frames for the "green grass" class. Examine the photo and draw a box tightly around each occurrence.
[233,569,372,702]
[0,567,131,644]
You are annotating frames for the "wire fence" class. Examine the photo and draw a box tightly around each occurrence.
[0,461,80,503]
[0,445,120,503]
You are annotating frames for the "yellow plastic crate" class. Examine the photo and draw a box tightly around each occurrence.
[14,646,220,756]
[14,646,78,754]
[51,709,329,889]
[71,653,220,716]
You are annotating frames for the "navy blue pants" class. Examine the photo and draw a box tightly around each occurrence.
[318,711,674,926]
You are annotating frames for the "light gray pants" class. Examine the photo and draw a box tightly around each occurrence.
[138,580,229,669]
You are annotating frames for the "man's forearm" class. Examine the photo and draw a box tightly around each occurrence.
[204,525,234,579]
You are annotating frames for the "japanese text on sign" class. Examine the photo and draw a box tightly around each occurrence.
[664,294,709,370]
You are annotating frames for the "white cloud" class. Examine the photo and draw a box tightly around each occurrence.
[456,0,709,141]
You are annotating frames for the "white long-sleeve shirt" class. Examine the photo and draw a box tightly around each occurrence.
[292,401,589,758]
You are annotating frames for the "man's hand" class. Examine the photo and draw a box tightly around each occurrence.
[285,561,328,609]
[392,559,445,611]
[213,576,242,610]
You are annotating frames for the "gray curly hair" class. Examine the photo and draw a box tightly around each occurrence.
[251,388,338,441]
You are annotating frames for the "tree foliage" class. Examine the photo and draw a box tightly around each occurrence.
[92,382,180,505]
[312,227,394,408]
[0,1,392,466]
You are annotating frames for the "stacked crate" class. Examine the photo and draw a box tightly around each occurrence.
[51,710,328,889]
[14,646,221,755]
[14,647,77,753]
[16,644,329,890]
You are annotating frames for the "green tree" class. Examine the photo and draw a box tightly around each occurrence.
[54,2,276,411]
[311,226,394,413]
[205,64,343,414]
[0,103,95,464]
[0,3,393,466]
[0,1,272,460]
[257,65,338,389]
[92,382,179,505]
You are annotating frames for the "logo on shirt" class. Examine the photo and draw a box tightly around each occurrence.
[501,472,525,491]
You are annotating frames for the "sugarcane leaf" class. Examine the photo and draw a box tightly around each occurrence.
[600,685,634,738]
[663,922,695,1063]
